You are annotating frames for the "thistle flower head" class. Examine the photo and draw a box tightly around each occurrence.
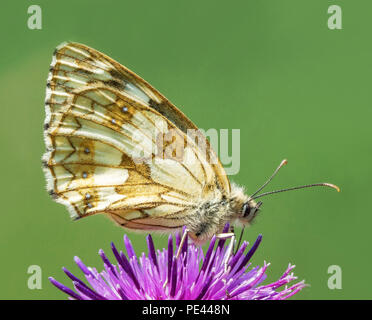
[49,226,306,300]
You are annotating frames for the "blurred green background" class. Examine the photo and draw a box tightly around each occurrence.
[1,0,370,299]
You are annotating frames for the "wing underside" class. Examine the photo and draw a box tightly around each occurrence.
[43,42,230,230]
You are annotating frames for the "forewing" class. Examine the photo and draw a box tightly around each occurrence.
[43,42,229,230]
[58,42,230,192]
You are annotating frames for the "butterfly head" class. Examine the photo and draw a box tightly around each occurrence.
[239,199,263,225]
[228,184,262,226]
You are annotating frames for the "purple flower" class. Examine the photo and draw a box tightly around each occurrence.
[49,226,306,300]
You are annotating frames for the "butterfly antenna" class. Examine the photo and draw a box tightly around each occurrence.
[252,183,340,200]
[249,159,288,199]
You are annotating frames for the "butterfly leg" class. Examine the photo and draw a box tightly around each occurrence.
[163,228,190,289]
[230,225,235,253]
[215,232,235,273]
[234,226,245,255]
[215,231,235,298]
[175,228,190,259]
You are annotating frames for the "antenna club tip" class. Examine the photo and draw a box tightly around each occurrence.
[326,183,341,192]
[281,159,288,166]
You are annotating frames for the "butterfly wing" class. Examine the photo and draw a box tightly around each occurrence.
[43,42,230,231]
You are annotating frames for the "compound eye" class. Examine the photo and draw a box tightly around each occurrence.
[242,203,251,218]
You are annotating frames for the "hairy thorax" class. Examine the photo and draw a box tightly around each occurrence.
[186,183,250,244]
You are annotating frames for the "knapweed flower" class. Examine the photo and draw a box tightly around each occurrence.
[49,226,306,300]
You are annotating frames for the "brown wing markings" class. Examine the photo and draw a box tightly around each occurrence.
[45,43,232,223]
[45,99,68,113]
[46,164,83,218]
[69,67,95,79]
[49,133,128,160]
[212,164,229,195]
[66,88,161,147]
[110,212,185,231]
[53,72,88,90]
[109,201,193,213]
[50,83,117,110]
[58,101,187,164]
[148,99,196,135]
[109,211,186,230]
[114,168,193,199]
[52,118,158,176]
[57,136,77,163]
[56,47,140,96]
[52,65,128,104]
[57,112,147,150]
[70,116,187,182]
[53,163,77,191]
[55,184,134,193]
[49,132,198,198]
[48,99,154,156]
[129,219,185,228]
[110,185,195,209]
[71,97,96,116]
[49,162,133,169]
[50,135,63,194]
[55,51,109,75]
[52,47,230,192]
[71,44,216,167]
[52,111,141,154]
[69,43,146,85]
[60,192,82,217]
[51,166,193,200]
[94,87,120,105]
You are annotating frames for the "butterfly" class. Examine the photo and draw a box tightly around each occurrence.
[42,42,339,245]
